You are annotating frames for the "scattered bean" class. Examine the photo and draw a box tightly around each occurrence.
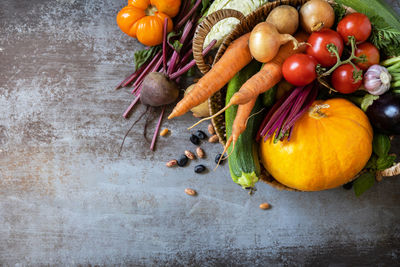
[215,153,225,164]
[177,154,189,167]
[259,203,270,210]
[196,147,204,158]
[190,134,200,145]
[194,164,206,173]
[208,123,215,135]
[185,150,195,160]
[160,128,169,136]
[185,188,197,196]
[166,159,178,167]
[195,130,207,140]
[208,134,219,143]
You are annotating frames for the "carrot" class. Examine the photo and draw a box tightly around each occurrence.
[190,32,308,129]
[168,33,252,119]
[216,98,257,166]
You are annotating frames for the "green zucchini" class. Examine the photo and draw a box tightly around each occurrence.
[335,0,400,30]
[225,61,264,188]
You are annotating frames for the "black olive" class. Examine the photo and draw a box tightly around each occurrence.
[342,181,353,190]
[177,155,188,167]
[215,153,225,164]
[194,164,206,173]
[195,130,207,140]
[190,134,200,145]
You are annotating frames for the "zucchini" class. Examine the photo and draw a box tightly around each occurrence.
[225,61,264,188]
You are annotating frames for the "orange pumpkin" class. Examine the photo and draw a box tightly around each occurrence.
[116,0,180,46]
[260,98,373,191]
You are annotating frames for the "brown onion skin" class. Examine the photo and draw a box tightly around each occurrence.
[299,0,335,33]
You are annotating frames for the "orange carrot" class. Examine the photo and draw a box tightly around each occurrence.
[191,32,308,128]
[217,97,257,166]
[168,33,252,119]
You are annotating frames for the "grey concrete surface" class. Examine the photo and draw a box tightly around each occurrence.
[0,0,399,266]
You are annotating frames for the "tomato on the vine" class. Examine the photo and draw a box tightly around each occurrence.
[282,54,318,86]
[331,64,363,94]
[306,29,344,67]
[354,42,380,70]
[336,13,371,44]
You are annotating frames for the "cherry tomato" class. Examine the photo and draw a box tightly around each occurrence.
[282,54,318,86]
[354,42,380,70]
[337,13,371,44]
[306,29,344,67]
[331,64,363,94]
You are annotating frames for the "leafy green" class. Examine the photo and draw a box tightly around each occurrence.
[377,155,396,171]
[201,0,211,15]
[172,40,183,53]
[186,66,196,77]
[134,46,161,71]
[365,155,377,170]
[261,85,277,108]
[373,134,391,157]
[360,94,379,112]
[331,2,347,28]
[369,16,400,57]
[353,172,375,197]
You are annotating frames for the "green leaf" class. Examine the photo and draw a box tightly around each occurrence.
[186,66,196,77]
[365,155,378,170]
[376,155,396,171]
[201,0,210,15]
[369,16,400,57]
[134,46,161,71]
[361,94,379,112]
[172,40,183,53]
[353,172,375,197]
[331,2,346,28]
[372,133,391,157]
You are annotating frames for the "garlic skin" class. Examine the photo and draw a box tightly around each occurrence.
[363,65,392,96]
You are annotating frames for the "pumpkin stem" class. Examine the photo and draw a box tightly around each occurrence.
[145,5,158,16]
[308,104,330,119]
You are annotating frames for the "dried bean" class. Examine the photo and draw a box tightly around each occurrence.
[195,130,207,140]
[185,188,197,196]
[160,128,169,136]
[166,159,177,167]
[259,203,270,210]
[208,124,215,135]
[208,134,218,143]
[196,147,204,158]
[215,153,225,164]
[190,134,200,145]
[185,150,195,160]
[177,155,188,167]
[194,164,206,173]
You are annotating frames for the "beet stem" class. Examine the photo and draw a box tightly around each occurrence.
[123,95,141,118]
[133,52,162,87]
[150,106,166,151]
[175,0,202,30]
[162,18,168,74]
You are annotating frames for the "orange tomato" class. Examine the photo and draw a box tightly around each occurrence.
[117,0,180,46]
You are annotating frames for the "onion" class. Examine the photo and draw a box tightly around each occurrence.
[363,65,392,95]
[265,5,299,35]
[299,0,335,33]
[249,22,300,63]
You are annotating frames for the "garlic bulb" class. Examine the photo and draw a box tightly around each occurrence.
[363,65,392,96]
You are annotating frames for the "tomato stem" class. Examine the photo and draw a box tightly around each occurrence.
[320,36,363,77]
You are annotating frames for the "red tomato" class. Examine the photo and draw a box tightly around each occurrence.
[282,54,318,86]
[331,64,363,94]
[337,13,372,44]
[354,42,380,70]
[306,29,344,67]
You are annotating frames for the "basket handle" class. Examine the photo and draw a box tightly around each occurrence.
[193,9,246,74]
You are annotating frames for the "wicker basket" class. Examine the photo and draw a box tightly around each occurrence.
[192,0,399,190]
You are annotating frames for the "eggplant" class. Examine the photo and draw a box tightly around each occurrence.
[366,92,400,135]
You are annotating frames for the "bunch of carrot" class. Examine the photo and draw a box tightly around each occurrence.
[168,32,309,155]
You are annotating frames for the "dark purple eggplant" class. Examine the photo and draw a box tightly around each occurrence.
[366,92,400,135]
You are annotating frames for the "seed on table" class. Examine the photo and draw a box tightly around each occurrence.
[185,188,197,196]
[194,164,206,173]
[208,134,219,143]
[185,150,195,160]
[195,130,207,140]
[160,128,169,136]
[196,147,204,158]
[190,134,200,145]
[215,153,225,164]
[166,159,178,167]
[208,123,215,135]
[259,203,270,210]
[177,155,189,167]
